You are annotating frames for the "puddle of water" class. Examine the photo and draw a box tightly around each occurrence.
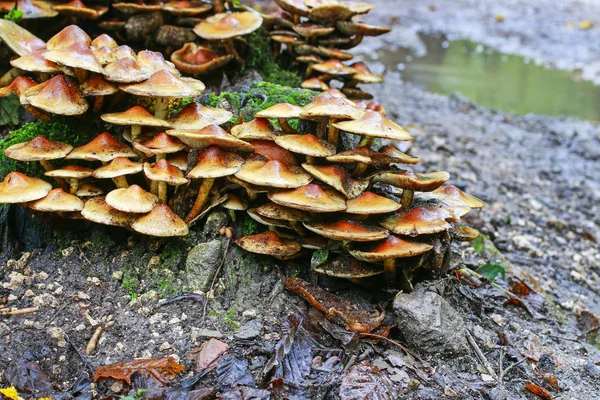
[370,34,600,121]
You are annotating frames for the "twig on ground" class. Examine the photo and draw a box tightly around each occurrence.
[85,320,115,355]
[359,332,422,361]
[466,330,498,381]
[1,307,40,317]
[201,239,231,323]
[75,244,93,267]
[155,293,206,311]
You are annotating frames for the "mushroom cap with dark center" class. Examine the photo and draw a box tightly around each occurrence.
[304,219,389,242]
[0,172,52,203]
[132,204,189,237]
[274,0,309,16]
[66,132,137,162]
[45,165,93,179]
[144,159,189,185]
[247,208,292,229]
[106,184,158,213]
[253,202,310,222]
[380,205,453,236]
[235,231,301,257]
[167,124,253,151]
[4,136,72,161]
[171,42,234,75]
[235,159,312,188]
[222,193,247,210]
[103,58,150,83]
[268,183,346,212]
[29,188,84,212]
[293,23,335,38]
[0,76,37,102]
[249,140,297,165]
[91,33,117,49]
[378,145,419,164]
[349,235,433,263]
[92,157,143,179]
[300,93,363,121]
[333,110,412,140]
[81,196,136,226]
[372,169,450,192]
[0,19,46,56]
[193,12,263,40]
[52,0,108,19]
[101,105,171,127]
[46,24,91,50]
[121,70,205,98]
[302,163,369,199]
[425,185,485,209]
[167,102,233,130]
[231,118,280,141]
[310,59,356,76]
[314,254,384,279]
[10,49,60,73]
[76,183,103,197]
[346,191,401,215]
[80,74,119,96]
[187,146,244,179]
[24,75,88,115]
[275,134,336,157]
[336,20,391,36]
[133,132,186,157]
[451,224,480,242]
[301,78,328,91]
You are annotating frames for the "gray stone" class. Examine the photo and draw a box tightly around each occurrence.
[393,289,468,356]
[202,212,229,239]
[185,240,224,292]
[234,318,263,340]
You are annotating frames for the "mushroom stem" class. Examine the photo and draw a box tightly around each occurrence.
[112,176,129,188]
[383,258,396,284]
[290,221,305,236]
[398,269,413,292]
[305,156,316,164]
[401,189,414,209]
[223,39,243,64]
[227,209,236,223]
[273,42,282,58]
[150,180,158,195]
[185,178,214,223]
[0,67,23,86]
[327,117,339,148]
[73,68,89,84]
[39,160,69,191]
[213,0,225,12]
[316,120,327,139]
[278,118,296,134]
[154,97,170,119]
[68,178,79,194]
[93,96,104,112]
[158,181,168,204]
[131,125,142,142]
[246,188,257,201]
[357,135,374,148]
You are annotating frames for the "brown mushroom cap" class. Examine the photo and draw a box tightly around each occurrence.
[301,163,368,199]
[91,33,117,49]
[380,205,453,236]
[193,12,263,40]
[249,140,297,165]
[332,110,412,141]
[268,183,346,212]
[300,93,363,121]
[101,105,171,127]
[346,191,401,215]
[167,124,254,151]
[0,172,52,203]
[310,59,357,76]
[187,146,244,179]
[45,165,93,179]
[270,34,305,45]
[0,19,46,56]
[451,224,480,242]
[42,42,104,73]
[66,132,137,162]
[3,0,58,19]
[424,185,485,209]
[120,70,205,98]
[314,254,384,279]
[274,0,309,16]
[253,202,310,222]
[231,118,280,141]
[112,2,164,14]
[29,188,84,212]
[163,0,213,16]
[255,102,303,120]
[24,75,88,115]
[167,102,232,130]
[378,145,420,164]
[0,76,37,102]
[247,208,292,229]
[52,0,108,19]
[337,20,391,36]
[222,193,247,211]
[92,157,143,179]
[304,219,389,242]
[133,132,186,157]
[301,77,328,91]
[349,62,383,83]
[4,136,72,161]
[143,159,189,185]
[322,88,347,98]
[170,42,233,75]
[349,235,433,263]
[235,231,301,257]
[76,182,103,197]
[167,152,189,171]
[293,23,335,38]
[235,159,313,189]
[46,25,91,50]
[275,134,336,157]
[106,184,158,213]
[80,196,135,226]
[80,74,119,96]
[132,204,189,237]
[10,49,60,73]
[103,58,150,83]
[372,170,450,192]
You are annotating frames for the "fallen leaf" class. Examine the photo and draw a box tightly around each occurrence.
[189,338,228,372]
[579,20,594,30]
[5,360,53,394]
[339,362,399,400]
[215,354,254,388]
[0,386,23,400]
[524,382,552,399]
[510,281,531,296]
[93,356,184,385]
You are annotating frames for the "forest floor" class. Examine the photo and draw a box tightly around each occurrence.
[0,0,600,399]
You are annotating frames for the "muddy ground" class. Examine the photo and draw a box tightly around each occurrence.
[1,1,600,399]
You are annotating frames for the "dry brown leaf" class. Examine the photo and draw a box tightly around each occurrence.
[189,338,228,372]
[93,356,184,385]
[524,382,552,399]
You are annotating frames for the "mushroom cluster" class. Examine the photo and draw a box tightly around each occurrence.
[262,0,390,98]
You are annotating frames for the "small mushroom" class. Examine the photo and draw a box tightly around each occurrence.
[4,136,72,173]
[301,163,369,199]
[143,159,188,203]
[301,77,328,91]
[231,118,281,141]
[170,42,234,76]
[274,133,335,163]
[313,254,384,280]
[29,188,84,213]
[106,184,158,213]
[131,204,189,237]
[23,75,88,115]
[0,172,51,203]
[45,165,93,194]
[235,231,301,258]
[371,169,450,208]
[80,74,119,112]
[346,191,401,215]
[66,132,137,162]
[380,205,453,236]
[268,183,346,213]
[0,19,46,56]
[300,93,363,145]
[92,157,143,188]
[255,102,303,134]
[235,158,313,189]
[167,124,254,151]
[81,196,135,227]
[101,105,171,143]
[167,102,233,130]
[304,219,389,242]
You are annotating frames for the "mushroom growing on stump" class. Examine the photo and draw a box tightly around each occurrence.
[313,254,384,281]
[274,133,336,164]
[345,191,401,215]
[4,135,72,176]
[143,159,188,204]
[193,11,263,64]
[167,102,233,130]
[29,188,84,213]
[349,235,433,289]
[235,231,301,258]
[66,132,138,164]
[221,193,247,222]
[81,196,136,227]
[304,219,389,243]
[268,183,347,213]
[380,205,453,237]
[131,204,188,237]
[372,169,450,209]
[10,49,60,79]
[106,184,158,213]
[234,158,313,189]
[301,77,329,91]
[76,183,103,198]
[45,165,93,194]
[166,124,254,152]
[133,131,187,162]
[80,74,119,112]
[0,172,52,203]
[92,157,143,188]
[253,202,309,235]
[301,164,369,199]
[231,118,281,141]
[421,185,485,209]
[101,105,171,143]
[23,75,88,116]
[171,42,234,76]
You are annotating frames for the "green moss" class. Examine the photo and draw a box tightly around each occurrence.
[240,215,258,236]
[157,275,181,298]
[158,238,188,271]
[122,277,140,299]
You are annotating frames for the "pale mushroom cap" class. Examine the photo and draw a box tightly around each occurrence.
[45,165,93,179]
[106,184,158,213]
[5,136,72,161]
[304,219,389,242]
[301,78,328,91]
[187,146,244,179]
[91,33,117,49]
[235,159,313,189]
[274,0,309,16]
[231,118,280,141]
[346,191,401,215]
[167,102,233,130]
[0,76,37,100]
[52,0,108,19]
[235,231,301,257]
[250,140,297,165]
[378,145,420,165]
[103,58,150,83]
[300,94,364,120]
[81,196,136,226]
[0,172,52,203]
[0,19,46,56]
[170,42,233,75]
[268,183,346,212]
[349,235,433,263]
[314,254,384,279]
[337,20,392,36]
[66,132,137,162]
[80,74,119,96]
[24,75,88,115]
[46,24,91,50]
[222,193,247,210]
[76,182,103,197]
[274,134,335,157]
[254,202,310,222]
[167,124,254,151]
[29,188,84,212]
[451,224,480,242]
[310,59,356,76]
[143,159,189,185]
[427,185,485,209]
[247,208,292,229]
[167,152,189,171]
[132,204,189,237]
[136,50,180,76]
[301,163,369,199]
[133,132,186,157]
[333,111,412,141]
[10,49,60,73]
[120,70,205,98]
[380,205,453,236]
[193,12,263,40]
[350,62,384,83]
[92,157,143,179]
[372,170,450,192]
[255,102,303,119]
[101,105,170,127]
[43,42,104,73]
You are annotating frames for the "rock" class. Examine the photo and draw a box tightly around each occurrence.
[47,327,67,348]
[242,309,258,318]
[139,290,158,303]
[185,240,224,292]
[159,341,172,351]
[33,293,59,308]
[191,328,223,344]
[393,289,468,355]
[112,270,124,280]
[202,212,229,239]
[4,271,26,289]
[234,318,263,340]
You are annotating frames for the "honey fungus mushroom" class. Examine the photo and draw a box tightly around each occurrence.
[0,172,52,203]
[235,231,301,258]
[170,42,234,76]
[23,75,88,116]
[45,165,93,194]
[101,105,171,143]
[29,188,84,213]
[106,184,158,213]
[131,204,189,237]
[144,159,188,204]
